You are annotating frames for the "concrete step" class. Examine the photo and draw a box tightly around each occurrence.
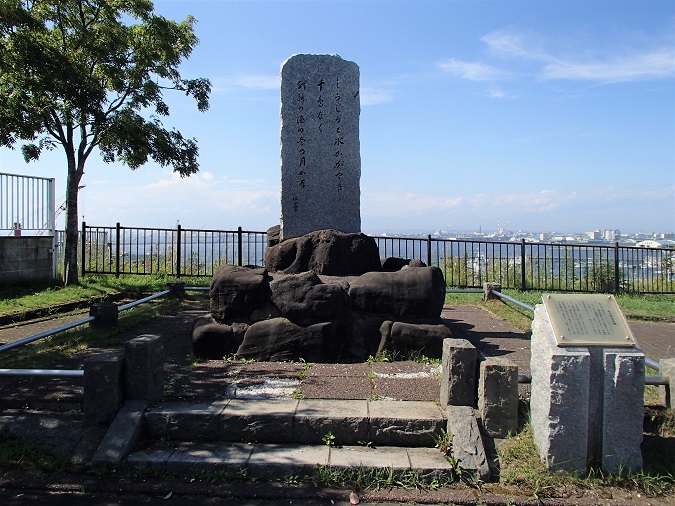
[126,441,455,481]
[144,399,446,448]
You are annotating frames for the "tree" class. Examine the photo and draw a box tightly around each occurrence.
[0,0,211,284]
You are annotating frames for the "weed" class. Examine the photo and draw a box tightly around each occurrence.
[357,438,374,448]
[281,474,302,485]
[298,358,314,379]
[322,431,336,447]
[434,428,452,455]
[368,393,379,402]
[291,389,305,400]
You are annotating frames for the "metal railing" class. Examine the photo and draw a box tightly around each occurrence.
[80,224,675,294]
[81,223,267,279]
[0,288,174,378]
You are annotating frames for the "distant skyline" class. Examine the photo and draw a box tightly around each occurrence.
[1,0,673,235]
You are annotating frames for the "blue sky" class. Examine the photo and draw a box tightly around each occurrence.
[1,0,674,235]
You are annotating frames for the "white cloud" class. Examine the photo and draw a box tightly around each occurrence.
[437,58,509,81]
[543,49,675,82]
[360,87,394,106]
[444,28,675,86]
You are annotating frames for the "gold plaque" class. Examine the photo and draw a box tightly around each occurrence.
[542,294,636,347]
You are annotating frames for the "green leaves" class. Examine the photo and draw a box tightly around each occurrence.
[0,0,210,173]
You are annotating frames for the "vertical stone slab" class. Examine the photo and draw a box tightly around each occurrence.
[84,351,124,426]
[478,358,519,438]
[601,349,644,473]
[280,54,361,240]
[530,305,590,473]
[439,338,476,407]
[124,334,164,405]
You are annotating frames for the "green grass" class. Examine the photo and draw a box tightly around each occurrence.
[497,422,675,499]
[444,289,674,332]
[0,298,180,370]
[0,274,210,317]
[0,430,64,473]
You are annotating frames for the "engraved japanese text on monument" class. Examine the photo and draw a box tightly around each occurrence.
[280,54,361,240]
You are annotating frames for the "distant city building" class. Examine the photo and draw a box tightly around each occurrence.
[587,230,601,240]
[636,239,675,249]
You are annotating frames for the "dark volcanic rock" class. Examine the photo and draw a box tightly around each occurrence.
[210,265,271,322]
[236,318,339,362]
[381,257,427,272]
[380,321,453,358]
[191,315,247,359]
[348,266,446,319]
[264,229,381,276]
[270,271,350,325]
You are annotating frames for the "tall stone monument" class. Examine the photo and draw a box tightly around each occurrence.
[279,54,361,241]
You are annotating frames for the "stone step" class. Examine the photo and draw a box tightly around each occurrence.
[144,399,445,448]
[126,441,455,481]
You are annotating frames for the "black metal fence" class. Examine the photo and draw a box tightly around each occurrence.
[81,223,266,278]
[80,223,675,294]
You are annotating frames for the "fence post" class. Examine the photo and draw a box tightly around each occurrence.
[115,222,121,278]
[520,238,526,291]
[237,226,243,266]
[176,224,182,279]
[81,221,87,278]
[614,242,620,294]
[427,234,432,266]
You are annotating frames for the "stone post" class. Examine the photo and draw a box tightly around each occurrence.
[483,282,502,301]
[440,338,477,407]
[89,302,118,329]
[83,350,124,425]
[478,358,519,438]
[660,358,675,409]
[530,304,645,474]
[124,334,165,405]
[167,281,185,298]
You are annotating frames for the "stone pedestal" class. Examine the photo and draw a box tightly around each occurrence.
[478,358,518,438]
[531,305,644,474]
[439,338,476,408]
[84,351,124,425]
[124,334,165,405]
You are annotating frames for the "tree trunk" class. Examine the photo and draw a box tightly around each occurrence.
[63,153,81,285]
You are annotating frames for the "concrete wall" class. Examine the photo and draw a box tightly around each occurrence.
[0,236,54,286]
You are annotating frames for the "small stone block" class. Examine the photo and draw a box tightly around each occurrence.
[446,405,490,482]
[483,282,502,301]
[167,282,186,298]
[247,444,329,478]
[89,302,118,329]
[294,399,368,445]
[368,400,444,447]
[440,338,477,407]
[92,400,148,466]
[84,350,124,426]
[124,334,164,404]
[478,358,519,438]
[221,399,298,443]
